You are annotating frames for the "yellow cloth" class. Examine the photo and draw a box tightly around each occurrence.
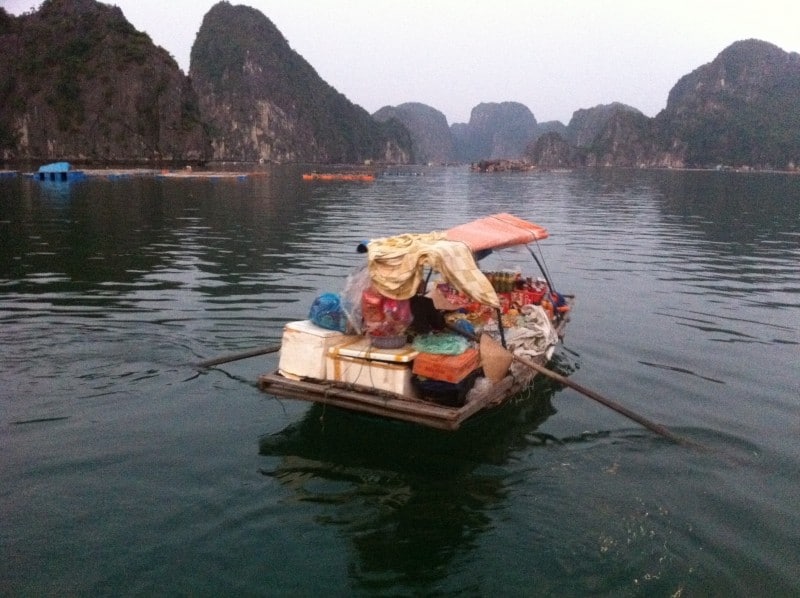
[366,232,500,308]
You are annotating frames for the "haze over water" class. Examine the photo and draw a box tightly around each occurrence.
[1,166,798,595]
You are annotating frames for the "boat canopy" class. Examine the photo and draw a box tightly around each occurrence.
[365,213,549,309]
[445,212,548,252]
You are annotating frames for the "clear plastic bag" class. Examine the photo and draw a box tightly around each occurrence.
[361,286,412,337]
[340,263,372,334]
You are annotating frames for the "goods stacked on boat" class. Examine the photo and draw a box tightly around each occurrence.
[278,268,566,407]
[260,214,573,429]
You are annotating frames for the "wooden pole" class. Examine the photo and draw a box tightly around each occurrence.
[474,331,703,448]
[197,344,280,368]
[509,349,696,446]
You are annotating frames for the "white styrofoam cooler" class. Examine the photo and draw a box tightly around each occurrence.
[331,337,418,363]
[326,337,418,397]
[278,320,354,380]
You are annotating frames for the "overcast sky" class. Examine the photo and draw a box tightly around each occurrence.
[4,0,799,124]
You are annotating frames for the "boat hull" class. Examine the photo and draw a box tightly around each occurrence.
[258,360,539,431]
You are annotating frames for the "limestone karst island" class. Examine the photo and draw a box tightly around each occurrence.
[1,0,799,171]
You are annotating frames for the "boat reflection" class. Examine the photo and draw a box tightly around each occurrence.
[37,179,77,201]
[258,356,574,588]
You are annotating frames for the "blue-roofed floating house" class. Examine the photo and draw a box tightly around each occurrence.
[34,162,86,182]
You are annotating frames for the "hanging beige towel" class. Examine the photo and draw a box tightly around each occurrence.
[366,232,499,308]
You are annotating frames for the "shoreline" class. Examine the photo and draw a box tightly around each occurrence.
[2,164,798,179]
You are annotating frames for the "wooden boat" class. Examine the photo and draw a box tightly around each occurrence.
[302,172,375,182]
[258,213,573,430]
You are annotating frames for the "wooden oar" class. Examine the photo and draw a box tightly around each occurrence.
[197,344,280,368]
[470,328,702,447]
[501,344,692,446]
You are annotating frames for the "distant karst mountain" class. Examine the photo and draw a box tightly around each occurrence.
[566,102,643,147]
[0,0,207,162]
[451,102,538,162]
[373,100,547,165]
[535,120,569,140]
[529,102,651,168]
[1,1,797,171]
[653,39,800,169]
[373,103,454,164]
[526,132,585,169]
[526,40,800,170]
[189,2,411,164]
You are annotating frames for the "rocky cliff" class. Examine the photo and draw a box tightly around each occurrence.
[189,2,411,164]
[373,103,454,164]
[584,109,659,167]
[0,0,411,165]
[524,103,646,168]
[652,39,800,169]
[525,40,800,170]
[526,132,585,169]
[566,102,643,147]
[535,120,569,140]
[0,0,207,162]
[452,102,538,162]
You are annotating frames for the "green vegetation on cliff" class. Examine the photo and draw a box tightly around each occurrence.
[656,40,800,169]
[0,0,207,162]
[524,41,800,170]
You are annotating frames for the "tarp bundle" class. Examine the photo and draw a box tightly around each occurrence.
[364,213,550,310]
[366,232,500,308]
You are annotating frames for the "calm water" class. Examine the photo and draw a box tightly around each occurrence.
[1,167,798,596]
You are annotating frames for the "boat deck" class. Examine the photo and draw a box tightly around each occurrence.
[257,364,538,431]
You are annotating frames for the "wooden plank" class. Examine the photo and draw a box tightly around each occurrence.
[261,375,459,419]
[299,393,457,430]
[259,374,463,428]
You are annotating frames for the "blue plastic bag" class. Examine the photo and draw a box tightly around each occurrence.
[309,293,348,332]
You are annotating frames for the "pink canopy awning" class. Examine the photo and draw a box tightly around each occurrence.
[444,213,549,252]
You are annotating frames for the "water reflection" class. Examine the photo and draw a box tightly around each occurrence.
[258,371,568,589]
[0,173,330,344]
[35,179,78,202]
[653,170,800,245]
[1,167,798,595]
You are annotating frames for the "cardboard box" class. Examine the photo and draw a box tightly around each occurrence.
[411,348,480,383]
[278,320,355,380]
